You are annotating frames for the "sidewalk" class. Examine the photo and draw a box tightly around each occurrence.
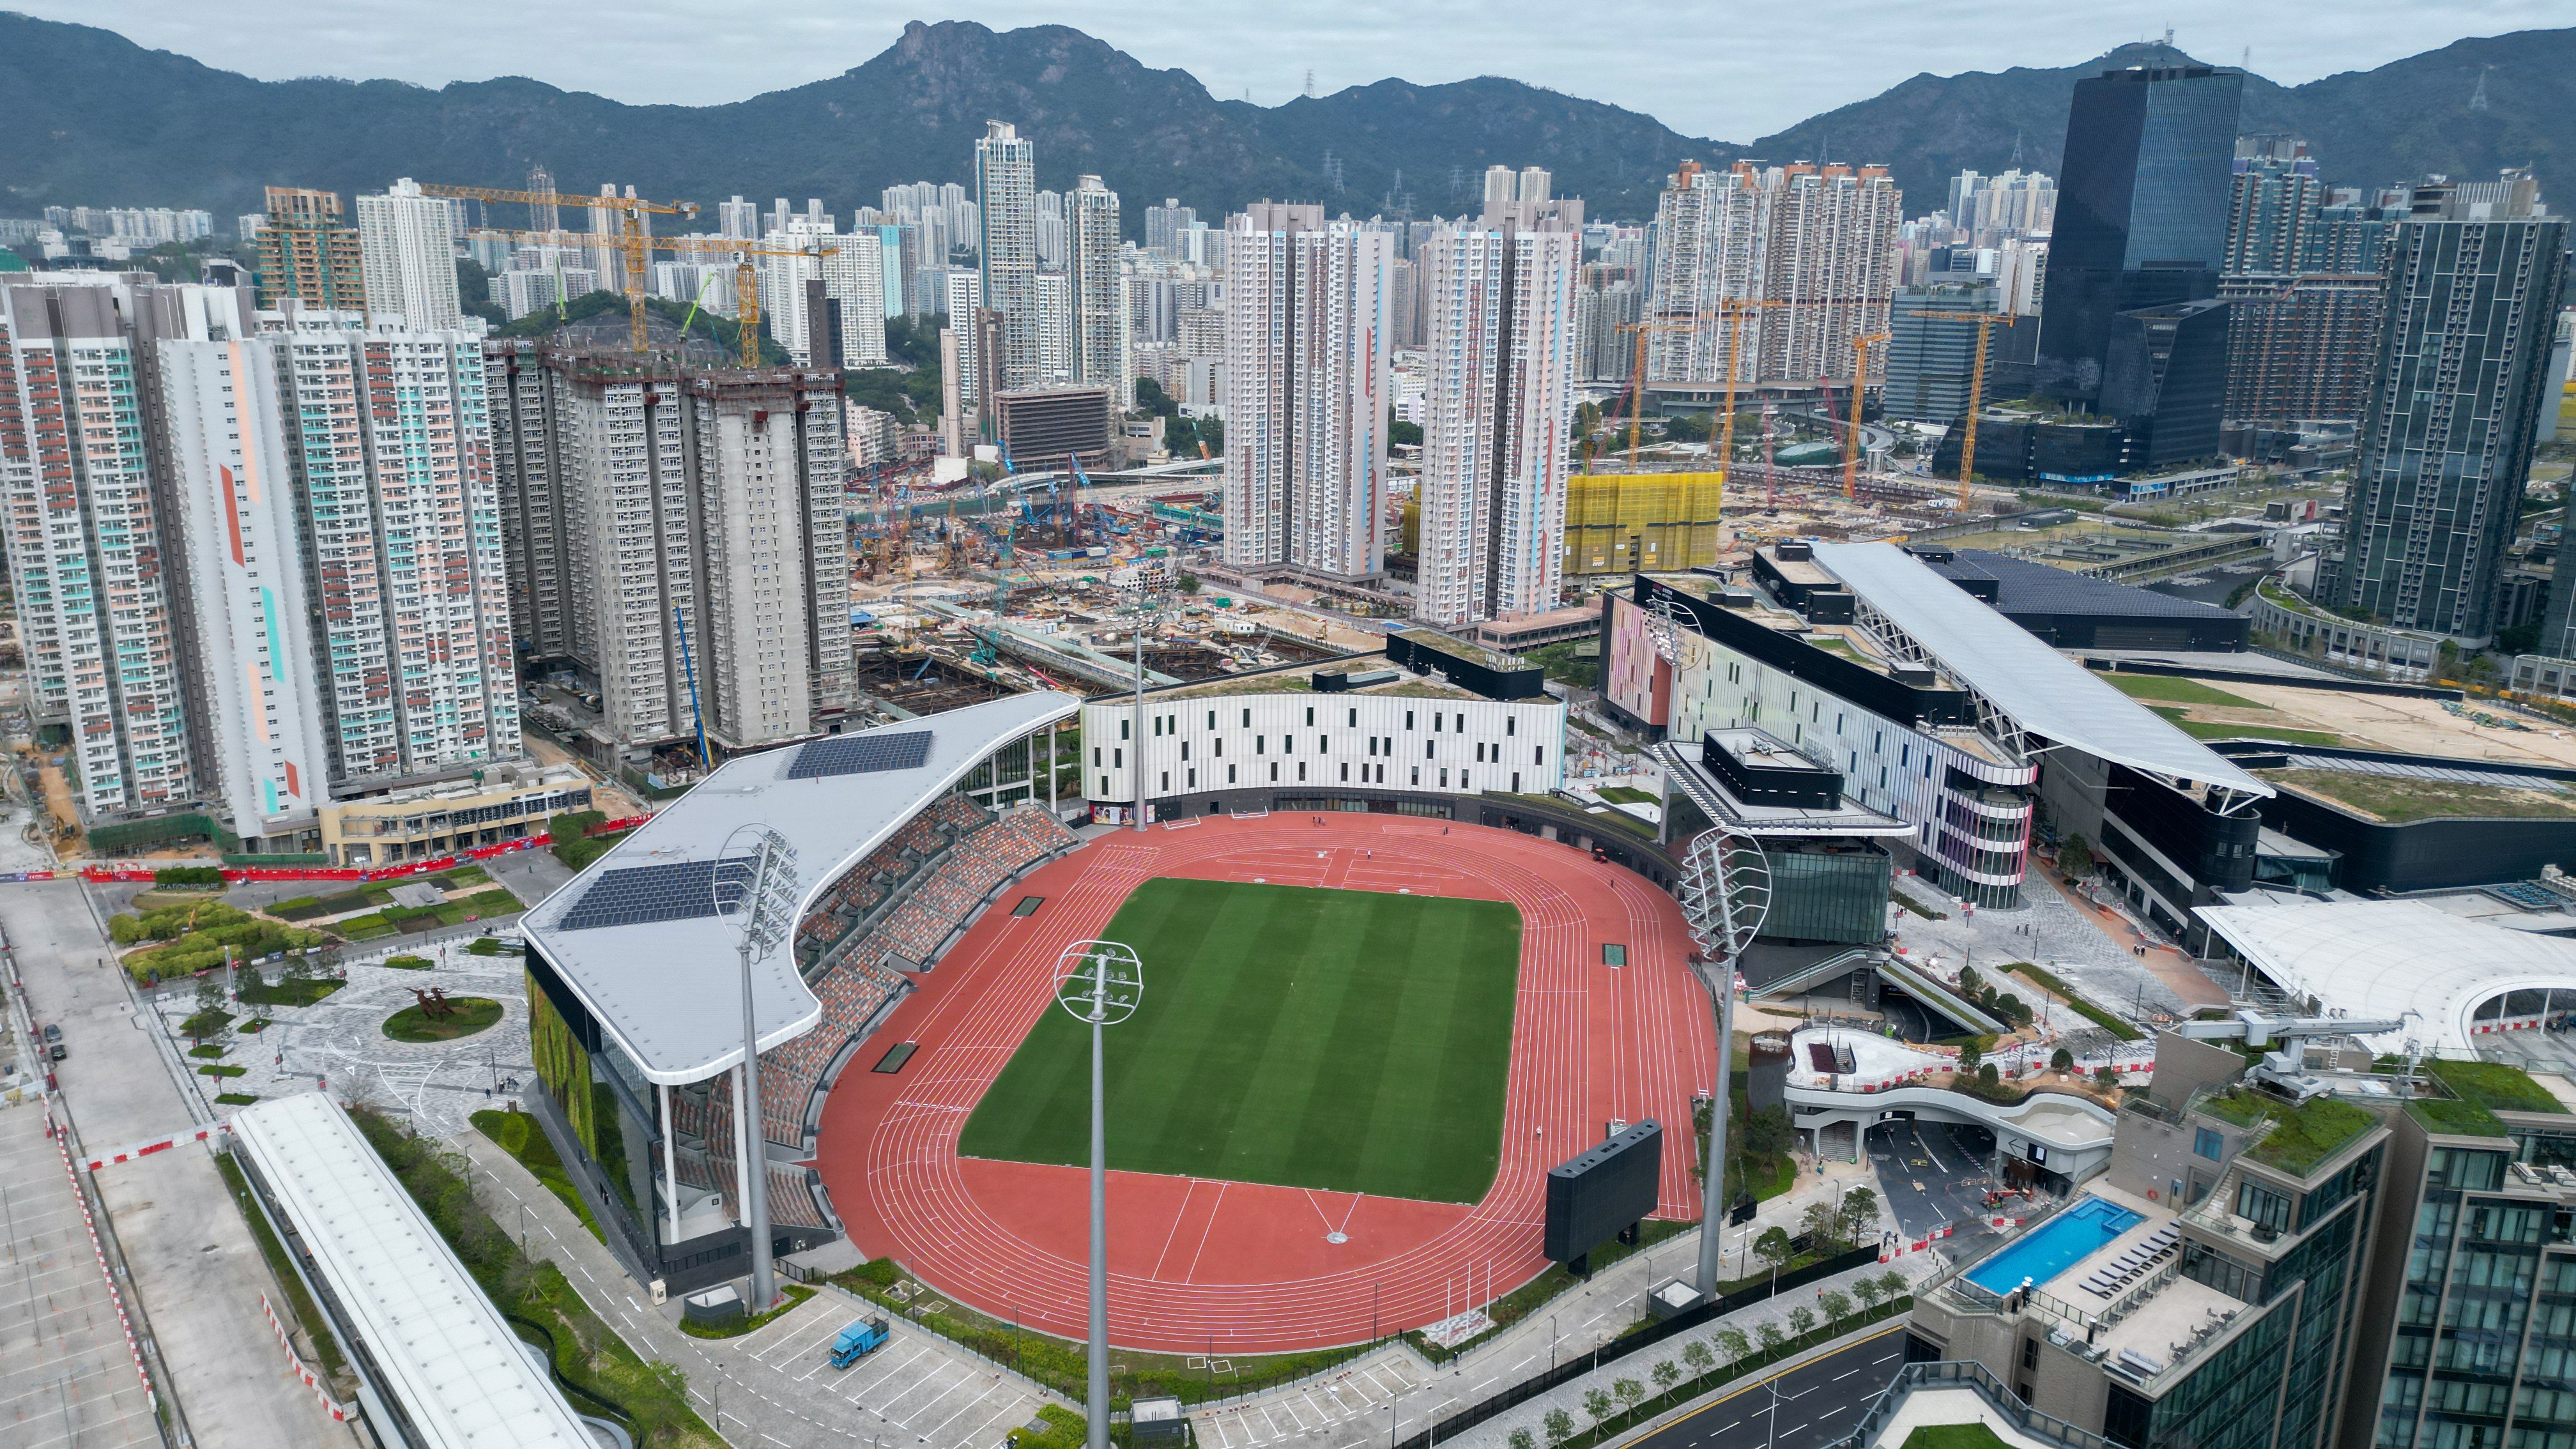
[452,1127,1055,1449]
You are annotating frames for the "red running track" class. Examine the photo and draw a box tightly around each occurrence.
[815,814,1713,1354]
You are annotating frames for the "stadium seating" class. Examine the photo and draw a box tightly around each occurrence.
[767,1168,829,1231]
[752,802,1078,1147]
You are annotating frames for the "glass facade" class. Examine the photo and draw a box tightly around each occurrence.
[2036,65,2242,454]
[1755,841,1892,945]
[2378,1142,2576,1449]
[2340,218,2572,641]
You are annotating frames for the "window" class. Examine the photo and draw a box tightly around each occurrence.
[1269,763,1278,782]
[1121,719,1130,739]
[1092,746,1102,765]
[1434,713,1443,733]
[2235,1179,2292,1236]
[1160,772,1169,790]
[1512,772,1521,791]
[1241,709,1251,727]
[1207,710,1216,729]
[1440,768,1449,787]
[1506,717,1516,736]
[1348,708,1357,726]
[1099,774,1108,794]
[1214,738,1223,757]
[1537,746,1545,765]
[2195,1128,2223,1162]
[1411,766,1420,785]
[1255,735,1265,755]
[1112,748,1121,767]
[1188,769,1196,787]
[1406,710,1415,730]
[1227,764,1237,784]
[1305,707,1314,726]
[1298,763,1307,781]
[1455,714,1465,733]
[1340,763,1349,782]
[1425,741,1436,758]
[2021,1339,2039,1371]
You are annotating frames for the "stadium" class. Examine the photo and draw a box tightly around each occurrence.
[515,692,1713,1354]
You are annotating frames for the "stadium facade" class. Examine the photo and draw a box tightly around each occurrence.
[1603,549,2273,926]
[516,693,1081,1296]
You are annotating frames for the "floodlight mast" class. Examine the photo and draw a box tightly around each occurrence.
[1679,829,1770,1301]
[717,824,801,1313]
[1055,940,1142,1449]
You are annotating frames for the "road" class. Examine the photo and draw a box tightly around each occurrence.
[1623,1326,1908,1449]
[1865,1119,1998,1241]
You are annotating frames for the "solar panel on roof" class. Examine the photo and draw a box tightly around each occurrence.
[787,730,933,780]
[558,857,748,932]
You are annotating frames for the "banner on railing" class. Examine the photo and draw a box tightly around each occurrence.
[261,1292,356,1422]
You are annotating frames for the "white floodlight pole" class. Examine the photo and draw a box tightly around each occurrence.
[718,824,801,1314]
[1056,940,1142,1449]
[1680,829,1771,1302]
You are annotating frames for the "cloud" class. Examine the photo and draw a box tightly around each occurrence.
[15,0,2554,141]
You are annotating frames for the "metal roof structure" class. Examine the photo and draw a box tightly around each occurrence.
[522,690,1082,1084]
[228,1094,597,1448]
[1808,542,2272,799]
[1929,550,2245,621]
[2195,898,2576,1055]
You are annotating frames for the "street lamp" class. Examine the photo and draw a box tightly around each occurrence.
[713,824,801,1314]
[1056,939,1143,1449]
[1679,829,1770,1303]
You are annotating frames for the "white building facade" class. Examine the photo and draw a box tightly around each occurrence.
[1066,176,1127,388]
[976,121,1039,392]
[1222,205,1393,580]
[1080,689,1564,814]
[1414,224,1578,625]
[355,178,464,328]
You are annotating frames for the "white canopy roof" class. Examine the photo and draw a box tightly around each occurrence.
[522,691,1081,1084]
[1808,542,2272,798]
[2196,898,2576,1055]
[229,1094,595,1448]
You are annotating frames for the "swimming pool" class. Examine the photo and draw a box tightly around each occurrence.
[1966,1197,2144,1294]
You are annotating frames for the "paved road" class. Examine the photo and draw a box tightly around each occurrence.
[1866,1121,1998,1241]
[1624,1326,1908,1449]
[3,881,353,1448]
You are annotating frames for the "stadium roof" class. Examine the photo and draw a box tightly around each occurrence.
[229,1094,597,1448]
[1928,549,2245,621]
[2195,898,2576,1056]
[1808,542,2271,797]
[522,691,1082,1084]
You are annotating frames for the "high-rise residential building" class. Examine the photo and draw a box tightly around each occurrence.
[1065,176,1126,388]
[717,195,758,241]
[2335,181,2568,642]
[1414,222,1578,626]
[483,344,849,749]
[2315,188,2411,274]
[1643,160,1899,388]
[873,226,905,319]
[2218,273,2382,425]
[1034,189,1065,270]
[1574,272,1643,381]
[1222,204,1392,581]
[0,277,208,817]
[525,165,560,235]
[1945,169,2057,244]
[941,270,984,406]
[1481,167,1584,232]
[1145,199,1199,258]
[355,178,464,328]
[820,234,889,367]
[2035,65,2242,419]
[1034,272,1071,385]
[976,121,1039,393]
[0,274,519,846]
[253,187,364,312]
[2223,136,2324,275]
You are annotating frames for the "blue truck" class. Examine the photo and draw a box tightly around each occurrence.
[830,1315,892,1368]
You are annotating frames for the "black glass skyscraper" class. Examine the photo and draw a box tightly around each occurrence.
[2037,65,2244,441]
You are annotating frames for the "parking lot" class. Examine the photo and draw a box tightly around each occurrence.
[696,1288,1055,1449]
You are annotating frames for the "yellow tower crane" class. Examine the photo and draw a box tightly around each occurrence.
[422,183,700,352]
[657,236,840,367]
[1912,310,2020,510]
[1841,332,1891,500]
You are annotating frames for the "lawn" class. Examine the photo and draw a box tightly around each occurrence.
[2151,709,2342,746]
[2103,673,2268,710]
[383,997,503,1042]
[958,878,1521,1204]
[2263,767,2576,822]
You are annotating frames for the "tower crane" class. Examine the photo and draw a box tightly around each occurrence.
[1841,332,1891,500]
[1912,310,2020,510]
[657,235,839,367]
[422,183,698,352]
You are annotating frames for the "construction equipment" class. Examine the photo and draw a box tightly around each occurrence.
[1913,310,2020,509]
[658,235,839,367]
[423,183,699,351]
[1841,332,1890,499]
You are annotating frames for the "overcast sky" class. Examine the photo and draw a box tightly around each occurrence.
[18,0,2556,141]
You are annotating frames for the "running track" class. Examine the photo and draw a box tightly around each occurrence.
[815,814,1712,1354]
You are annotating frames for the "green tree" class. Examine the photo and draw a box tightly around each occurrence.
[2097,1065,2119,1088]
[1544,1409,1575,1446]
[1508,1429,1537,1449]
[1756,1321,1786,1352]
[2051,1047,2076,1073]
[1801,1199,1844,1249]
[1652,1360,1680,1392]
[1818,1289,1853,1324]
[1582,1388,1614,1423]
[1754,1226,1795,1277]
[1853,1275,1887,1311]
[1839,1187,1880,1243]
[1387,409,1424,448]
[1714,1326,1751,1361]
[1877,1270,1909,1302]
[1682,1339,1715,1375]
[1613,1378,1645,1412]
[2059,833,2096,878]
[1177,572,1202,595]
[1979,1062,2002,1091]
[1786,1306,1816,1337]
[1956,1037,1983,1075]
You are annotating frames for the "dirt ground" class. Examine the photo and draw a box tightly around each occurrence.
[2203,681,2576,766]
[521,733,646,818]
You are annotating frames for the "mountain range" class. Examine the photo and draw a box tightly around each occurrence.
[1,14,2568,231]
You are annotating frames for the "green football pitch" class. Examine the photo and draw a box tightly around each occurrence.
[957,878,1522,1204]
